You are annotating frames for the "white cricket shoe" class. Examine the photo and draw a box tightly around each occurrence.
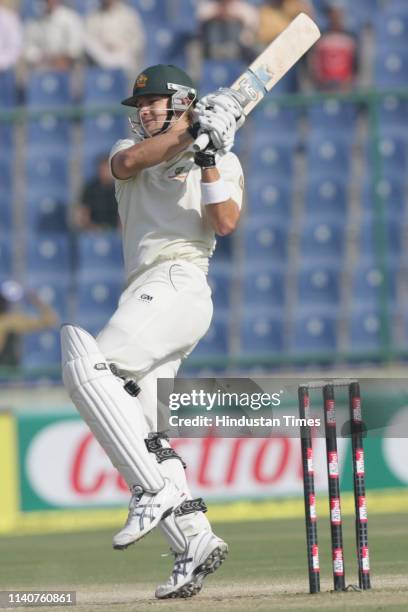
[113,479,186,550]
[155,531,228,599]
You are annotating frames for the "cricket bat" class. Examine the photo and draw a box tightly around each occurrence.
[193,12,320,151]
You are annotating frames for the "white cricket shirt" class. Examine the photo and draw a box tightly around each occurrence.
[109,137,244,280]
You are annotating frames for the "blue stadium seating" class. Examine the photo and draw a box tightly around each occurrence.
[375,9,408,49]
[76,231,123,277]
[70,0,99,15]
[25,152,70,196]
[299,219,345,262]
[361,175,406,220]
[246,141,295,179]
[0,236,12,277]
[21,329,61,371]
[74,277,123,320]
[27,276,70,319]
[307,100,359,134]
[366,134,408,178]
[83,68,127,106]
[191,313,229,356]
[26,71,73,108]
[0,70,17,108]
[240,309,284,354]
[244,217,289,263]
[26,192,68,233]
[129,0,166,25]
[347,307,384,353]
[304,176,348,219]
[27,115,71,151]
[70,314,112,338]
[246,176,292,219]
[351,261,397,306]
[305,134,352,179]
[374,48,408,88]
[241,264,285,309]
[199,59,245,95]
[251,102,300,143]
[26,235,71,278]
[0,124,14,148]
[0,155,13,197]
[166,0,198,35]
[377,95,408,134]
[289,310,338,355]
[83,113,127,155]
[208,263,233,309]
[296,264,341,307]
[20,0,43,19]
[0,195,12,233]
[144,24,185,67]
[358,216,402,259]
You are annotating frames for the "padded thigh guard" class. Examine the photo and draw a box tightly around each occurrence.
[61,324,164,493]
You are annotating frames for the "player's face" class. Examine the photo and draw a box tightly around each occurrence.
[136,95,170,136]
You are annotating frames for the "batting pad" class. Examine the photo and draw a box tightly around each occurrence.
[61,324,164,492]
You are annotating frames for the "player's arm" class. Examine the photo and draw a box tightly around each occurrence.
[111,125,194,179]
[195,150,241,236]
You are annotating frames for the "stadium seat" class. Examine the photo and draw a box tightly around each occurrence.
[25,192,68,233]
[199,59,245,96]
[304,176,348,219]
[375,10,408,49]
[73,277,123,319]
[251,101,300,142]
[26,235,71,278]
[241,263,286,309]
[377,95,408,134]
[0,69,17,108]
[83,68,127,106]
[240,309,284,354]
[289,311,338,355]
[296,263,341,307]
[129,0,166,25]
[246,141,295,179]
[166,0,198,35]
[0,236,12,277]
[76,231,123,277]
[374,48,408,88]
[208,263,233,309]
[299,218,345,262]
[306,100,359,134]
[190,313,229,356]
[305,134,352,179]
[27,276,71,319]
[20,0,43,19]
[26,71,73,108]
[70,314,112,338]
[0,194,12,232]
[0,124,14,148]
[27,114,71,151]
[21,329,62,371]
[361,175,406,220]
[0,155,13,196]
[246,176,292,219]
[144,24,185,67]
[366,134,408,178]
[82,113,127,157]
[71,0,99,15]
[347,307,384,353]
[351,262,397,306]
[25,152,70,196]
[243,217,289,263]
[358,217,402,260]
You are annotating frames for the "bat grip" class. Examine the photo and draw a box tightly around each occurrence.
[193,133,210,152]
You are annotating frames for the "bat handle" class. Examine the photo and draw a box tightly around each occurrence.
[193,133,210,152]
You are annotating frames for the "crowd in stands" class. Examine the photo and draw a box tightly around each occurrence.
[1,0,407,375]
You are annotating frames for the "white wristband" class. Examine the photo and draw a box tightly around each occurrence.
[201,178,231,205]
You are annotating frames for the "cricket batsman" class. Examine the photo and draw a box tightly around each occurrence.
[61,64,244,598]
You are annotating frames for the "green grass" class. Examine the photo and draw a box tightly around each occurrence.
[0,514,407,611]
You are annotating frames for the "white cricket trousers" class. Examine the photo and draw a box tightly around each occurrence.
[97,259,213,537]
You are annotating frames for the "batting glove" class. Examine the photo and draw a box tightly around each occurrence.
[194,105,236,153]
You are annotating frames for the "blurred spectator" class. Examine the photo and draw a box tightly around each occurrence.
[74,156,119,231]
[307,2,359,92]
[84,0,145,76]
[257,0,313,46]
[0,281,58,368]
[197,0,259,61]
[0,0,23,72]
[24,0,84,71]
